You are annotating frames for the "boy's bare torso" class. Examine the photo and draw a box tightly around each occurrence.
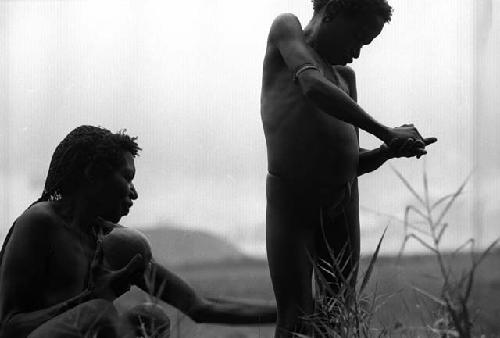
[261,37,359,187]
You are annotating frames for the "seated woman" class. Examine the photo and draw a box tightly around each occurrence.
[0,125,276,338]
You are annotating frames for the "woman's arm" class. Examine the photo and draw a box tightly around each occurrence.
[136,261,277,324]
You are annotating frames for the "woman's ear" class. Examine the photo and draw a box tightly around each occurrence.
[84,161,114,190]
[83,162,99,184]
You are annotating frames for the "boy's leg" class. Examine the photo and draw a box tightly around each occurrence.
[314,180,360,298]
[28,299,120,338]
[266,174,318,338]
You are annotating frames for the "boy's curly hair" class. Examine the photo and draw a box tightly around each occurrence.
[312,0,393,23]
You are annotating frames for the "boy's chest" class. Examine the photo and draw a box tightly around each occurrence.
[322,65,350,96]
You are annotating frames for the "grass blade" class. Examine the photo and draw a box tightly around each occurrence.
[391,165,425,206]
[423,163,430,213]
[472,238,499,269]
[436,222,449,244]
[397,235,411,262]
[412,286,446,306]
[431,193,457,211]
[359,227,387,294]
[435,172,472,227]
[406,234,438,254]
[451,238,474,257]
[405,205,428,223]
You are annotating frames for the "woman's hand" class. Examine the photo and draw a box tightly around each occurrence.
[87,240,144,301]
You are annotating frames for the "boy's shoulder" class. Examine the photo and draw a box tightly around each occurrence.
[269,13,303,38]
[273,13,300,25]
[334,65,356,79]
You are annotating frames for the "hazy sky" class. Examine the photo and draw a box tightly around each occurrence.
[1,0,498,256]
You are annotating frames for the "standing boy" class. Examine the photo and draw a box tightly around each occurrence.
[260,0,436,336]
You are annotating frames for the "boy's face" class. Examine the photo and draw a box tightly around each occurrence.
[317,12,385,65]
[93,151,138,223]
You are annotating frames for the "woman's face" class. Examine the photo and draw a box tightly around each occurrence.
[93,151,138,223]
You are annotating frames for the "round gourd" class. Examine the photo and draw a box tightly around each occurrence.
[102,227,153,270]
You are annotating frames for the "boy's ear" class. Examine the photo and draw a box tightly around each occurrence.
[324,1,340,21]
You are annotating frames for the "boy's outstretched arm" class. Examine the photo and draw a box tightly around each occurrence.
[337,58,437,176]
[136,261,277,324]
[269,13,429,145]
[358,136,438,176]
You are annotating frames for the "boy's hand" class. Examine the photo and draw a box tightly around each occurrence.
[384,123,426,147]
[384,128,437,159]
[382,139,423,158]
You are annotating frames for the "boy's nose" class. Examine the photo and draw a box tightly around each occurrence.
[130,184,138,200]
[352,47,361,59]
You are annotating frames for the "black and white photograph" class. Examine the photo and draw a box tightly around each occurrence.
[1,0,499,337]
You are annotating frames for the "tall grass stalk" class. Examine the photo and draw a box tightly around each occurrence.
[392,164,499,338]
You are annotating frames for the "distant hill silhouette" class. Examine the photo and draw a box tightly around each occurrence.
[137,225,247,266]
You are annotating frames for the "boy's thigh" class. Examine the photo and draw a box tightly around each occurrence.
[266,194,319,315]
[314,185,360,287]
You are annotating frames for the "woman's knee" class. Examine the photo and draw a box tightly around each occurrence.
[85,298,114,309]
[84,299,119,320]
[79,299,120,337]
[27,299,119,338]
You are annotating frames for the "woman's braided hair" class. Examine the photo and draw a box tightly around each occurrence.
[0,125,141,268]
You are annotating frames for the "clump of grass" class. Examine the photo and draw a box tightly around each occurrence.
[298,165,499,338]
[127,263,171,338]
[392,164,499,338]
[296,227,389,338]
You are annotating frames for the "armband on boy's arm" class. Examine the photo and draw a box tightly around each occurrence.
[293,63,320,84]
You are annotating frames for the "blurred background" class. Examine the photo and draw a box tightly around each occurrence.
[1,0,499,257]
[2,1,500,336]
